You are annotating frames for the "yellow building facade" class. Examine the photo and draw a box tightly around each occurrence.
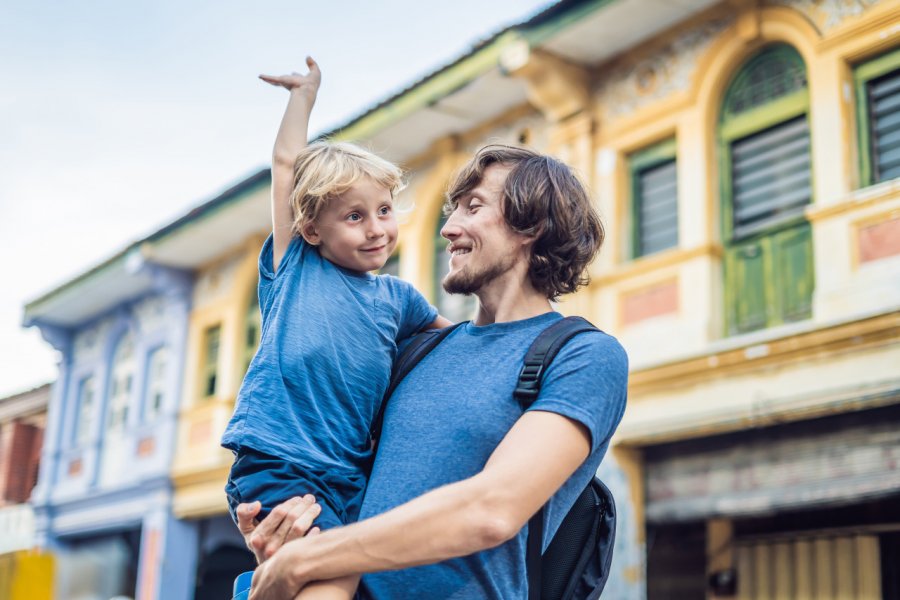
[166,0,900,596]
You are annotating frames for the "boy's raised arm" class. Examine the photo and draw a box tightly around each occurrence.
[260,56,321,272]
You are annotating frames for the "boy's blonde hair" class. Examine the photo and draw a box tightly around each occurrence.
[290,141,405,237]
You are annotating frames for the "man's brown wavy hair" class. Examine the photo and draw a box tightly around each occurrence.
[445,145,605,301]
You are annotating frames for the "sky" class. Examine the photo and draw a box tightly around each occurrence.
[0,0,553,398]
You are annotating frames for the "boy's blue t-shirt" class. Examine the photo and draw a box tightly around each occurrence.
[221,234,438,475]
[358,312,628,600]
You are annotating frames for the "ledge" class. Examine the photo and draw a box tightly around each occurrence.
[628,309,900,394]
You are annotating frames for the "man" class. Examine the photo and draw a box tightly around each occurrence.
[243,145,628,599]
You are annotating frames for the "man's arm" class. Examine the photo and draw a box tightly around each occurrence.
[249,410,591,598]
[260,57,321,272]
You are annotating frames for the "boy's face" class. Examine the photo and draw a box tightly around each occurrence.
[302,176,398,273]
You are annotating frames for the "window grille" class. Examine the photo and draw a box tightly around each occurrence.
[867,67,900,182]
[730,116,811,238]
[203,325,221,398]
[632,148,678,257]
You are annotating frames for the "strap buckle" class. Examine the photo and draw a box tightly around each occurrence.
[514,359,544,407]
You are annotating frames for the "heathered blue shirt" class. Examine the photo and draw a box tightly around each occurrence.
[358,312,628,600]
[221,234,438,476]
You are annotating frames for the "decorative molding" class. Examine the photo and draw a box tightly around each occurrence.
[502,47,590,122]
[133,296,168,334]
[145,264,193,303]
[36,322,73,355]
[193,252,243,309]
[768,0,879,33]
[595,16,735,122]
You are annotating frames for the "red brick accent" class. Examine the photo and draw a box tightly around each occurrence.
[0,421,43,503]
[136,436,155,457]
[189,420,212,446]
[858,217,900,264]
[621,279,679,326]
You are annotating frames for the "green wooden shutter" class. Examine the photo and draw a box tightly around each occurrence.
[868,68,900,182]
[773,224,813,322]
[725,240,769,335]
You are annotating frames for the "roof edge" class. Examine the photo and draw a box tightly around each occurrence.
[24,168,271,315]
[322,0,616,142]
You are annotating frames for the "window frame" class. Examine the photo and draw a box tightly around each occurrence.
[628,137,679,259]
[854,46,900,187]
[72,375,96,446]
[719,86,810,242]
[201,324,222,400]
[719,44,812,243]
[718,43,815,336]
[142,345,169,423]
[106,332,135,433]
[241,294,261,377]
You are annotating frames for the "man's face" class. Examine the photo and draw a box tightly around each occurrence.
[440,163,528,296]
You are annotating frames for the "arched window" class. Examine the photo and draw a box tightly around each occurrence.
[242,293,261,375]
[73,376,95,446]
[107,332,136,432]
[143,345,169,422]
[434,212,476,323]
[719,44,814,335]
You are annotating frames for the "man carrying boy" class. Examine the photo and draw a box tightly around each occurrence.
[242,145,629,599]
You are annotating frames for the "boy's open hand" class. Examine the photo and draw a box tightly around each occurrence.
[260,56,321,100]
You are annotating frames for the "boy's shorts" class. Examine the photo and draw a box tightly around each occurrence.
[225,447,366,532]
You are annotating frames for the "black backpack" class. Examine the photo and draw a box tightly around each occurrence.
[371,316,616,600]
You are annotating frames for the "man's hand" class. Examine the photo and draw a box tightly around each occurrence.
[249,538,311,600]
[237,495,322,563]
[260,56,322,102]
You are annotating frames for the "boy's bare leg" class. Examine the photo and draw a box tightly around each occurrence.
[292,575,359,599]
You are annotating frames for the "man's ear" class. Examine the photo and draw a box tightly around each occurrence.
[517,225,541,248]
[300,220,321,246]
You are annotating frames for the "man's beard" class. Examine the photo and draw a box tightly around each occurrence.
[442,253,517,296]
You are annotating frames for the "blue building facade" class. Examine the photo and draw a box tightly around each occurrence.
[25,258,199,600]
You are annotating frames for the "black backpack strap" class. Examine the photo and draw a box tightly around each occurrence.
[521,316,600,600]
[527,499,544,600]
[514,316,599,410]
[370,322,467,443]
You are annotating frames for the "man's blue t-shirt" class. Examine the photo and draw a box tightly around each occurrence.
[221,234,438,476]
[358,311,628,600]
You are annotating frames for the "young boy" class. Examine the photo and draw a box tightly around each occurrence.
[221,58,450,598]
